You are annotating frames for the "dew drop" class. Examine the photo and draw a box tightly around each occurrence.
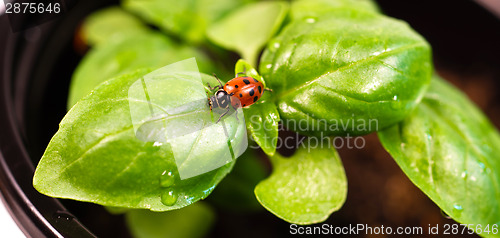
[268,40,281,52]
[305,17,316,23]
[265,64,272,69]
[461,170,468,179]
[153,141,163,147]
[159,170,175,187]
[273,42,280,49]
[393,95,398,100]
[161,190,177,206]
[452,204,463,214]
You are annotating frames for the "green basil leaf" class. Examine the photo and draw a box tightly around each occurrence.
[234,59,266,87]
[81,6,148,46]
[290,0,380,21]
[34,66,248,211]
[244,103,279,156]
[207,1,289,66]
[122,0,254,44]
[68,32,215,109]
[125,202,215,238]
[254,144,347,224]
[260,13,432,136]
[233,59,278,155]
[378,76,500,233]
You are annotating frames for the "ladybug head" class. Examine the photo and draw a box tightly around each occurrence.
[210,89,231,109]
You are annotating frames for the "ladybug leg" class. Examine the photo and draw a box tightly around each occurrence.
[207,82,220,91]
[264,88,273,92]
[207,98,212,110]
[216,108,230,123]
[212,73,224,87]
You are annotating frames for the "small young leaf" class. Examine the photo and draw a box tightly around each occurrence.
[34,67,247,211]
[234,59,266,87]
[290,0,380,21]
[125,202,215,238]
[255,144,347,225]
[234,59,278,155]
[379,76,500,234]
[81,6,148,46]
[122,0,255,44]
[207,1,289,66]
[260,13,432,136]
[68,32,215,109]
[244,103,279,156]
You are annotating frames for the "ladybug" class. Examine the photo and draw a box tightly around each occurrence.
[208,72,270,123]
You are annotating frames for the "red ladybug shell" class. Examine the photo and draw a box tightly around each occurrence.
[223,76,264,108]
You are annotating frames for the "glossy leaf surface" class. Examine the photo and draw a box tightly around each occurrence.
[122,0,254,44]
[379,76,500,236]
[34,68,247,211]
[207,1,289,66]
[255,145,347,224]
[81,6,147,46]
[260,13,432,136]
[68,32,214,108]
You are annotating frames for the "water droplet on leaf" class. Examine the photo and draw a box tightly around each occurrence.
[452,204,463,215]
[268,40,281,52]
[305,17,316,23]
[153,141,163,147]
[273,42,280,49]
[159,170,175,187]
[161,190,177,206]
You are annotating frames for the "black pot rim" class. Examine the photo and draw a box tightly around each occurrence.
[0,8,97,238]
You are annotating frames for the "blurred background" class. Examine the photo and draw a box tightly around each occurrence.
[1,0,499,237]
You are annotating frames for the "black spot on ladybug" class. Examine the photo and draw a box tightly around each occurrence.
[243,79,250,85]
[258,86,262,93]
[249,89,255,96]
[239,93,243,97]
[235,85,238,88]
[243,104,246,107]
[253,78,258,83]
[253,96,258,102]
